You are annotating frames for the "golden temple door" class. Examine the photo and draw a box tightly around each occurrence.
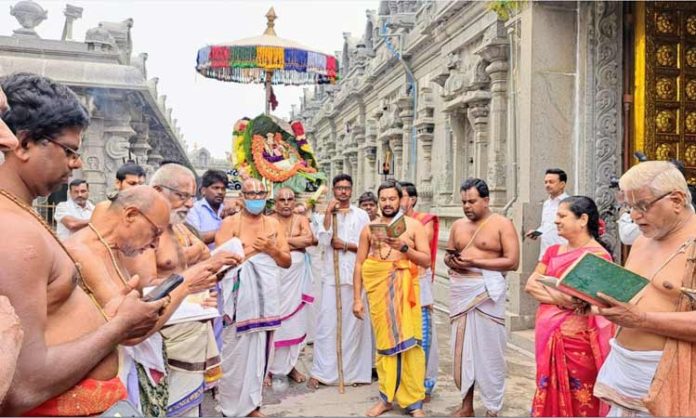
[632,2,696,183]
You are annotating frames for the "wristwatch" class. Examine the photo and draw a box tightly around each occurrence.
[399,243,409,253]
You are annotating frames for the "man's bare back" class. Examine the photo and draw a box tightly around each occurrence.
[617,215,696,351]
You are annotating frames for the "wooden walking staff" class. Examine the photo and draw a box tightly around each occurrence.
[332,209,346,394]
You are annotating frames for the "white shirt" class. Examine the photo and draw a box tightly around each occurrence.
[537,192,568,260]
[618,212,641,245]
[316,205,370,286]
[54,199,94,240]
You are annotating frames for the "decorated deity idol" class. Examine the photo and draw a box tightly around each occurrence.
[232,114,326,193]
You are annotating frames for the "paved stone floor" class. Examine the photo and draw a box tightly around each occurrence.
[203,310,536,416]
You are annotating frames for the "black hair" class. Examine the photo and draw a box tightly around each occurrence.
[399,181,417,202]
[1,73,89,145]
[201,169,229,188]
[460,177,489,198]
[561,195,613,255]
[377,179,402,198]
[358,191,377,204]
[116,163,146,181]
[69,179,87,189]
[332,173,353,187]
[545,168,568,183]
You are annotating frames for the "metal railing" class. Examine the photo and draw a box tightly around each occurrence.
[33,201,58,231]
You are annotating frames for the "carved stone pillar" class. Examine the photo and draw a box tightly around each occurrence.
[397,94,414,180]
[348,152,359,190]
[415,122,435,211]
[389,136,404,180]
[466,102,490,182]
[479,38,509,207]
[364,145,377,191]
[147,130,164,174]
[130,121,151,167]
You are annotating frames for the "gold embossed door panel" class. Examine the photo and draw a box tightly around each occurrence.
[635,2,696,183]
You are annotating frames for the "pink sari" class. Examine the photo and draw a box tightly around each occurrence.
[531,244,615,417]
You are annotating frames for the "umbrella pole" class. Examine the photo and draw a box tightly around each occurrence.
[265,69,273,114]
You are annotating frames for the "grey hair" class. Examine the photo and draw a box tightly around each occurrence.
[619,161,692,207]
[109,185,167,212]
[149,163,195,189]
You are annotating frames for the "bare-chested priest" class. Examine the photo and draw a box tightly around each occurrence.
[65,185,230,415]
[215,178,291,417]
[592,161,696,416]
[268,187,315,384]
[445,178,519,417]
[353,180,431,417]
[124,163,236,416]
[0,73,166,416]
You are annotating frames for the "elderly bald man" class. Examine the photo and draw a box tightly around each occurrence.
[66,185,222,415]
[215,178,291,417]
[124,165,241,416]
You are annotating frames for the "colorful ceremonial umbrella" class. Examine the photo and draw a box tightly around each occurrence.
[195,7,339,114]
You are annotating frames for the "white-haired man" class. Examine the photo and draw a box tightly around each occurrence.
[125,163,240,416]
[593,161,696,416]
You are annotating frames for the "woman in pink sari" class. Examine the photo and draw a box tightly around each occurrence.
[525,196,615,417]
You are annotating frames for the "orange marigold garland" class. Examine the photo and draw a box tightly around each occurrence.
[251,133,316,183]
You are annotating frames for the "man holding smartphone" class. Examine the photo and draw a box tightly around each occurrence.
[0,73,167,416]
[124,163,241,416]
[525,168,569,260]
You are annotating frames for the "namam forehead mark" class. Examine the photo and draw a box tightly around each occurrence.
[277,188,295,200]
[242,178,266,193]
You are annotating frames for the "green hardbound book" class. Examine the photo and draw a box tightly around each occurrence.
[548,252,650,308]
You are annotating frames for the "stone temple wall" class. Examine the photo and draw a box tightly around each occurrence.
[294,0,624,332]
[0,0,193,202]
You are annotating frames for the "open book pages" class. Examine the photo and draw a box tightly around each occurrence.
[369,212,406,239]
[211,237,245,275]
[142,287,219,325]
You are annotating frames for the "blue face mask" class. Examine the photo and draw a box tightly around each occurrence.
[245,199,266,215]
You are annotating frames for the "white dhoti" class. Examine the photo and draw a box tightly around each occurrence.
[161,321,220,417]
[420,268,439,397]
[269,251,314,376]
[218,250,281,417]
[310,283,373,385]
[594,338,662,417]
[305,244,323,344]
[449,269,507,413]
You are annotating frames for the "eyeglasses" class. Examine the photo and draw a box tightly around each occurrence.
[620,191,672,213]
[134,208,163,240]
[160,185,195,202]
[242,191,268,199]
[43,137,81,162]
[333,186,352,192]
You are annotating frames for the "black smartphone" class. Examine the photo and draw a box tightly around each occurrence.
[445,248,460,257]
[528,230,543,238]
[142,274,184,302]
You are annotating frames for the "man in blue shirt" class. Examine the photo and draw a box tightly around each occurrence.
[187,169,228,250]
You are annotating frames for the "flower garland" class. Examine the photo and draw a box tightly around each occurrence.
[251,133,316,182]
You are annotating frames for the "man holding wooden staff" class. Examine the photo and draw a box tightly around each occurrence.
[308,174,373,390]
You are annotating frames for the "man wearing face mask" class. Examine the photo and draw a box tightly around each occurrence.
[215,178,291,417]
[125,164,240,416]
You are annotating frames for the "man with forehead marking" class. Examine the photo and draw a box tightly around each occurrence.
[124,164,241,417]
[267,187,315,384]
[215,178,290,417]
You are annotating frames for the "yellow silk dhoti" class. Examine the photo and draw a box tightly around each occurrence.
[362,257,425,412]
